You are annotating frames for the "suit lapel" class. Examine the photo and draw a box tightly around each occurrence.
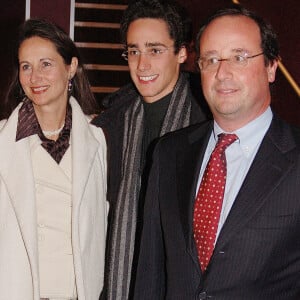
[176,123,213,272]
[214,116,297,252]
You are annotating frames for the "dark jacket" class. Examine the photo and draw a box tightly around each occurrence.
[134,115,300,300]
[93,73,208,299]
[93,75,207,207]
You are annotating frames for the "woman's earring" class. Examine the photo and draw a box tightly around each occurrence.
[68,79,73,92]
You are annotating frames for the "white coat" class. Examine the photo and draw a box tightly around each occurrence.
[0,97,108,300]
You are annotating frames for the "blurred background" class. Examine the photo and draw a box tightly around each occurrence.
[0,0,299,124]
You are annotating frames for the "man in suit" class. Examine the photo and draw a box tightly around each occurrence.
[134,6,300,300]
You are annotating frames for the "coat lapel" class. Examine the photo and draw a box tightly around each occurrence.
[176,122,213,272]
[68,98,104,299]
[214,116,297,252]
[70,98,100,214]
[0,105,39,290]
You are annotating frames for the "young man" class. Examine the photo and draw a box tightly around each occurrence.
[134,6,300,300]
[92,1,207,299]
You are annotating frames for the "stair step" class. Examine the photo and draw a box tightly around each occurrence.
[75,21,120,29]
[87,69,130,87]
[92,86,121,107]
[91,86,119,93]
[76,42,124,49]
[74,27,121,43]
[85,64,128,71]
[75,3,127,10]
[75,6,124,23]
[75,0,128,4]
[78,47,125,65]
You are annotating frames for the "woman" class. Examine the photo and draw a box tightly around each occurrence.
[0,19,108,299]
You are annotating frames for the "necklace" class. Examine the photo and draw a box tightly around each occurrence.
[42,123,65,137]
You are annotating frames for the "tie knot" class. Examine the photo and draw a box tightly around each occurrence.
[215,133,238,152]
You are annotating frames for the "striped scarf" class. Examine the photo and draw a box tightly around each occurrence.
[107,74,192,299]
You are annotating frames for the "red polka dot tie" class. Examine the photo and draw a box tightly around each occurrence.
[193,133,238,271]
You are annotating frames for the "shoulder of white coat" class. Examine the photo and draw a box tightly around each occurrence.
[69,96,106,145]
[86,115,107,145]
[0,119,7,131]
[0,103,22,132]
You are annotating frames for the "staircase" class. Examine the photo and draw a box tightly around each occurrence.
[74,0,130,107]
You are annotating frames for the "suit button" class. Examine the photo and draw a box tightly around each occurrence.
[38,234,44,242]
[199,291,207,299]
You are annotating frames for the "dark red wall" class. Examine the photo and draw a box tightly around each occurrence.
[0,0,71,117]
[30,0,71,34]
[0,1,25,110]
[1,1,299,125]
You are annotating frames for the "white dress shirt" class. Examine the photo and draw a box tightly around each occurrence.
[196,107,273,242]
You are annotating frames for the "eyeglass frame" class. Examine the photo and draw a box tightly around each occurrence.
[197,51,265,71]
[121,45,175,61]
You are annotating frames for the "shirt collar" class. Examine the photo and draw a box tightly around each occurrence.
[16,98,72,142]
[15,98,72,164]
[16,98,41,141]
[213,107,273,156]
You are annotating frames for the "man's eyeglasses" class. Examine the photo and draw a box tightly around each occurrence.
[122,46,173,61]
[198,52,264,71]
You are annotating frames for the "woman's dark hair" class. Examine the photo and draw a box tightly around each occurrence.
[120,0,193,54]
[3,18,98,118]
[195,6,280,66]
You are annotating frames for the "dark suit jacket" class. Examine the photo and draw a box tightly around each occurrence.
[134,115,300,300]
